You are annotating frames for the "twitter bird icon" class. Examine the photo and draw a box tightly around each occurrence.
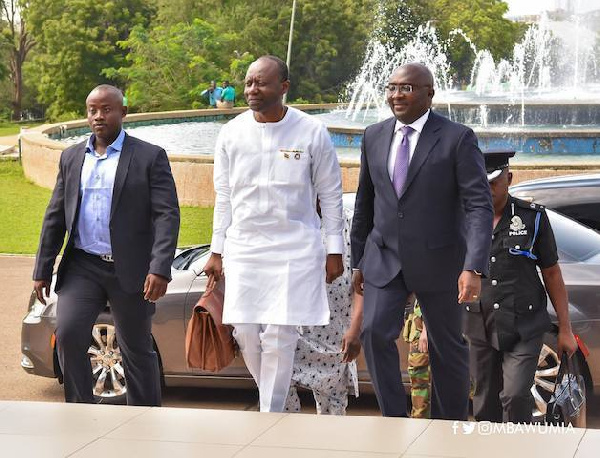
[462,422,476,435]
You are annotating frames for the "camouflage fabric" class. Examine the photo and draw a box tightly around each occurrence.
[403,302,431,418]
[402,300,424,343]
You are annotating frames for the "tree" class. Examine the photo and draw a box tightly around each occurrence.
[431,0,525,83]
[0,0,36,120]
[105,19,251,111]
[116,0,374,106]
[25,0,155,120]
[376,0,525,84]
[17,0,526,115]
[284,0,372,101]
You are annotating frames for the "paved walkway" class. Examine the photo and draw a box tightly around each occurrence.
[0,134,18,156]
[0,400,598,458]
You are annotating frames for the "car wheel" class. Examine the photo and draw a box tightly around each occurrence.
[532,343,560,419]
[531,343,588,426]
[88,322,127,404]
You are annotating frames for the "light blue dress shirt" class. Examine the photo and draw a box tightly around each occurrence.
[74,129,125,256]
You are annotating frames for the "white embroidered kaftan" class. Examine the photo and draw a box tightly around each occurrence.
[211,107,343,325]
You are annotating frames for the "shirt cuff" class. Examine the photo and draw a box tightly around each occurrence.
[325,235,344,254]
[210,234,225,254]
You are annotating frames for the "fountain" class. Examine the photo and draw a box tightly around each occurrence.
[334,7,600,163]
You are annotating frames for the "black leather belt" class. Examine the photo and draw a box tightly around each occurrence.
[75,249,114,263]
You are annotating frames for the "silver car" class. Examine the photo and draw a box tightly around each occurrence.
[510,173,600,231]
[21,201,598,421]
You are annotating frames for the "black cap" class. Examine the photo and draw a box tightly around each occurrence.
[484,150,515,182]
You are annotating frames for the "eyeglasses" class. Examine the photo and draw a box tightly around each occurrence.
[385,84,430,94]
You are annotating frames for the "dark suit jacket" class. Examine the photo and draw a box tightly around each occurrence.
[33,134,180,293]
[351,111,493,292]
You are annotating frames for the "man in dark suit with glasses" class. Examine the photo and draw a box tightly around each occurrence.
[351,62,493,420]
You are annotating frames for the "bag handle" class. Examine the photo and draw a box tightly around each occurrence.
[200,272,216,297]
[548,353,573,417]
[563,353,579,399]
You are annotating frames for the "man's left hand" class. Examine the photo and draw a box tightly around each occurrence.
[457,270,481,304]
[326,254,343,284]
[144,273,169,302]
[557,327,578,358]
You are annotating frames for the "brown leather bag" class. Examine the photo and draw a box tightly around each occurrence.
[185,280,236,372]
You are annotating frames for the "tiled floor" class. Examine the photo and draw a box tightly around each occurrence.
[0,400,595,457]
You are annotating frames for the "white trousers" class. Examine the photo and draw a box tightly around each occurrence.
[232,324,299,412]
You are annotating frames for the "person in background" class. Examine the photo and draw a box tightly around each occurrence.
[218,81,236,109]
[285,206,362,415]
[464,150,578,423]
[201,80,222,108]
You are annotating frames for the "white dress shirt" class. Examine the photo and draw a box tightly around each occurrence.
[211,107,344,326]
[387,109,430,180]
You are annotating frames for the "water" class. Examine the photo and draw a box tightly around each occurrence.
[60,114,600,164]
[63,120,225,155]
[61,120,364,160]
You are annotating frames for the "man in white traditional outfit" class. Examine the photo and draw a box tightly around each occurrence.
[203,55,344,412]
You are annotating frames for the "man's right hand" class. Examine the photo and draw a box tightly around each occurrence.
[341,329,361,362]
[352,269,364,296]
[33,280,51,306]
[203,253,223,289]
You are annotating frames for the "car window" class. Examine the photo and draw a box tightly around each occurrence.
[188,251,212,274]
[172,246,210,270]
[547,210,600,262]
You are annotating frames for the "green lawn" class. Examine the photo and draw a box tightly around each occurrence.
[0,161,213,254]
[0,122,44,137]
[178,206,214,247]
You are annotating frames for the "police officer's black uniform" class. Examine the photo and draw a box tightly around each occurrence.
[464,153,558,423]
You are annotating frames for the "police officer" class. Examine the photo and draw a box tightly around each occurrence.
[464,150,578,423]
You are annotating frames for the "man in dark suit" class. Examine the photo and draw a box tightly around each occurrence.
[33,85,180,406]
[351,63,493,419]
